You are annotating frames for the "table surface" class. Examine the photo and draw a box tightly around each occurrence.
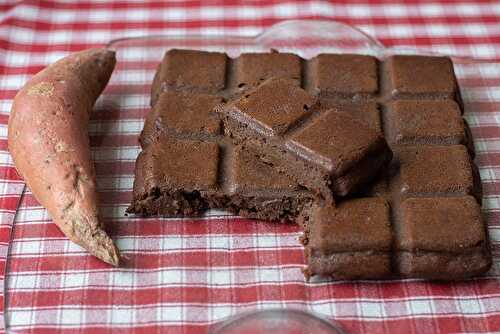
[0,1,499,333]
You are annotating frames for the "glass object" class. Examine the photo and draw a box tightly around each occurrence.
[209,309,347,334]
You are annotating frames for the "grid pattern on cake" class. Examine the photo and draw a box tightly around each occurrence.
[132,49,490,279]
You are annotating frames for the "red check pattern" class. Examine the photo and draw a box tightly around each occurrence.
[0,1,499,333]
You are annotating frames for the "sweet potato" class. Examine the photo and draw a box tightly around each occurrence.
[8,48,119,266]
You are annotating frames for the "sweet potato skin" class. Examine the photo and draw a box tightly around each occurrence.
[8,48,119,266]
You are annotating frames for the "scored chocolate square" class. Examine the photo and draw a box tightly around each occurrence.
[229,78,315,136]
[140,91,223,147]
[398,145,480,200]
[388,100,466,145]
[229,146,311,218]
[399,197,485,252]
[303,198,392,280]
[151,49,227,105]
[130,136,223,216]
[396,197,491,279]
[309,54,378,97]
[235,52,302,88]
[287,110,390,196]
[220,78,392,199]
[388,55,461,102]
[232,145,300,193]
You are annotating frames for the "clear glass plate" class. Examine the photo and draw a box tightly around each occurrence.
[105,17,500,266]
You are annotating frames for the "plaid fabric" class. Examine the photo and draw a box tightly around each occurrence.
[1,1,499,333]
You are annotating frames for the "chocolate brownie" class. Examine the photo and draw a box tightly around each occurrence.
[140,91,223,147]
[219,78,393,199]
[398,145,482,202]
[396,197,491,279]
[130,136,223,216]
[387,55,462,104]
[302,198,393,280]
[307,54,379,98]
[388,100,465,144]
[235,52,302,88]
[151,49,227,106]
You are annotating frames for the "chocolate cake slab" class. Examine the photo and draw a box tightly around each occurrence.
[133,49,490,280]
[301,198,393,280]
[128,91,312,220]
[387,55,463,104]
[219,78,393,199]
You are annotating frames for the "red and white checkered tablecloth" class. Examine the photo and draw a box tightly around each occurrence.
[0,1,499,333]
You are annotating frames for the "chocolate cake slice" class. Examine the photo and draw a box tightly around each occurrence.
[129,49,491,280]
[218,78,393,200]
